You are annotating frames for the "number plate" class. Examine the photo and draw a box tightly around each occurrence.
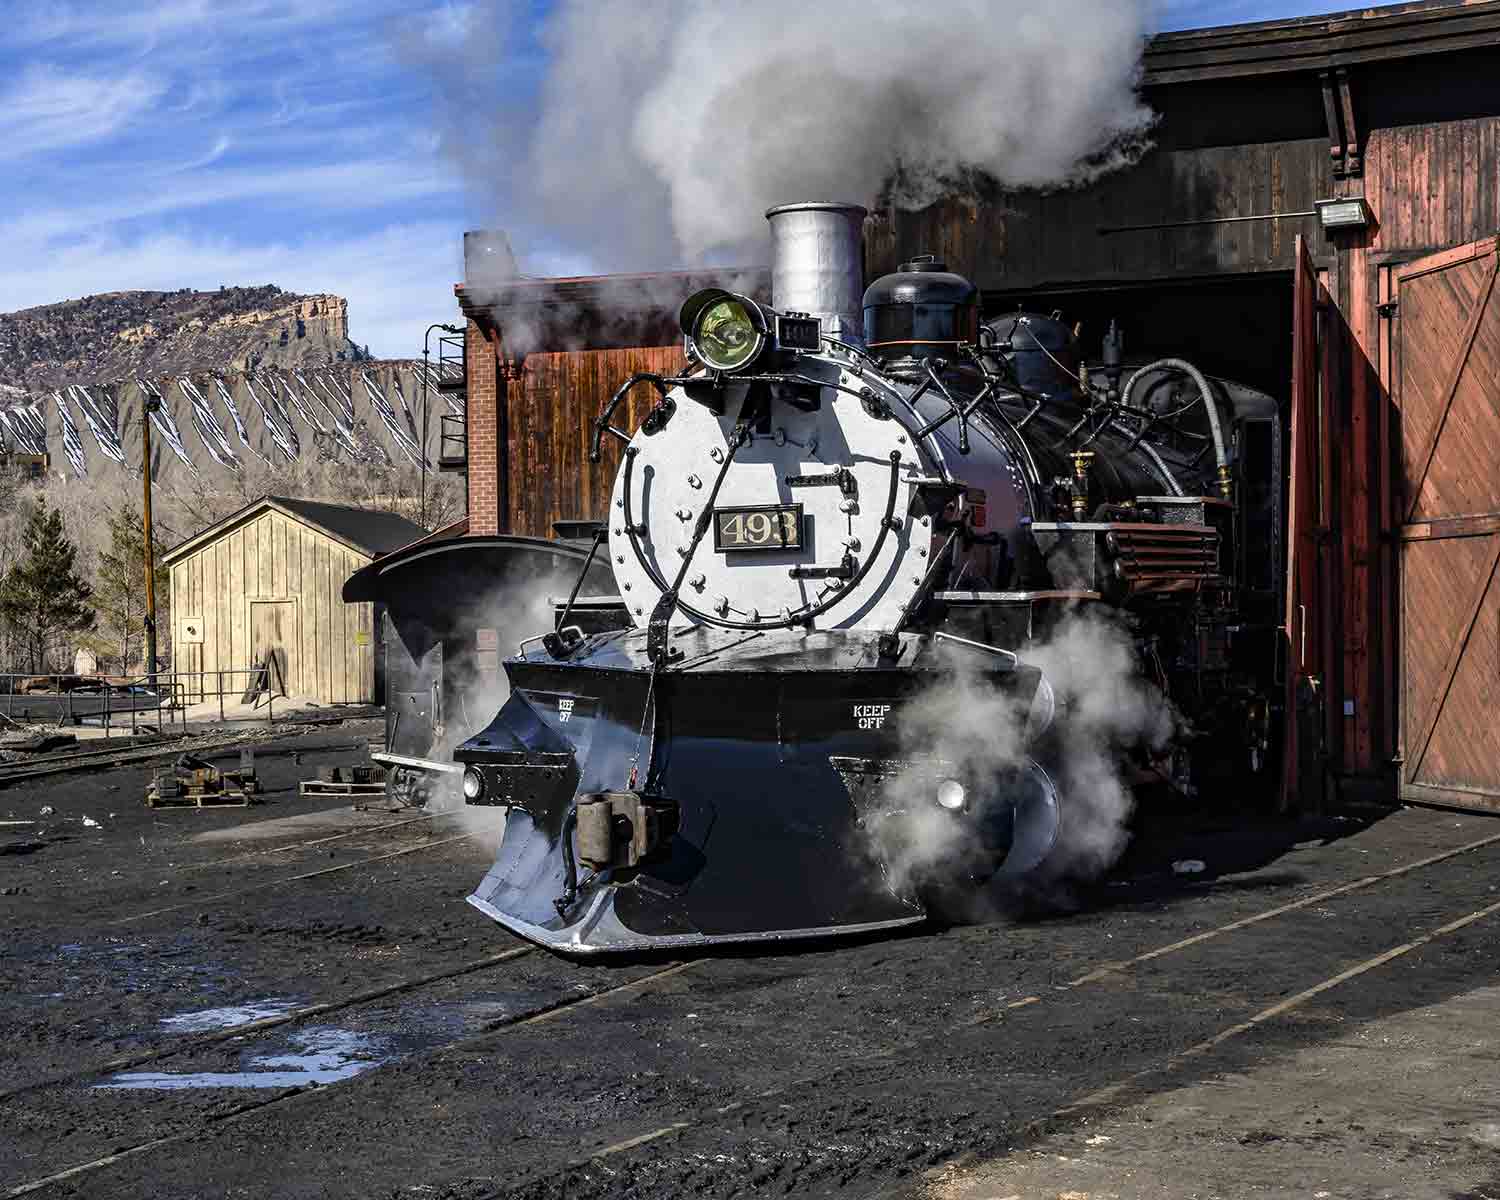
[776,314,822,352]
[713,504,803,552]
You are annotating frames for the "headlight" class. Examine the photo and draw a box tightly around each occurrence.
[935,779,966,811]
[680,288,767,373]
[462,768,485,802]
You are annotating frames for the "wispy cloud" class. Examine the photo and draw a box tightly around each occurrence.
[0,65,164,158]
[1,0,472,356]
[0,0,1364,364]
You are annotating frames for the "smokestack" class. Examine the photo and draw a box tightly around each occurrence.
[765,202,867,344]
[463,229,518,288]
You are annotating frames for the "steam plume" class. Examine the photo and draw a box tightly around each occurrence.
[869,611,1176,909]
[417,567,578,852]
[406,0,1155,270]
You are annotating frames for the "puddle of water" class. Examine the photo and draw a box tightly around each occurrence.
[160,998,298,1032]
[96,1027,388,1091]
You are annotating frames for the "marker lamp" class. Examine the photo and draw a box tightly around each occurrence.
[462,768,485,802]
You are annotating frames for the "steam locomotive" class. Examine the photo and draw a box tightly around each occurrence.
[455,202,1284,954]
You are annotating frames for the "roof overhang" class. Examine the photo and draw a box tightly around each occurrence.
[1143,0,1500,86]
[163,495,403,565]
[341,532,602,604]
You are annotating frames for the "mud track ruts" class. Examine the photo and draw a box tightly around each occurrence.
[0,961,698,1199]
[14,824,1500,1198]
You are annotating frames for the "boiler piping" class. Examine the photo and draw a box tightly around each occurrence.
[1121,357,1228,492]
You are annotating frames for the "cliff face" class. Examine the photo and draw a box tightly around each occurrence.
[0,287,361,391]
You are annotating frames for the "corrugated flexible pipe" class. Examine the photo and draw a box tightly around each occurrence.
[1121,357,1229,485]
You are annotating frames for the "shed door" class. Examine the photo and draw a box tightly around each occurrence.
[1393,237,1500,811]
[250,601,298,698]
[1283,235,1330,810]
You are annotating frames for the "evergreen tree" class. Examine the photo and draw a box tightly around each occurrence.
[96,504,169,673]
[0,500,95,672]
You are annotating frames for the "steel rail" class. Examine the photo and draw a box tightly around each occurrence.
[0,730,330,788]
[0,961,699,1199]
[103,833,474,927]
[183,812,438,872]
[12,829,1500,1197]
[0,945,535,1104]
[466,824,1500,1197]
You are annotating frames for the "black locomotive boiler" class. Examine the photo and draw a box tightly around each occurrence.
[454,202,1284,954]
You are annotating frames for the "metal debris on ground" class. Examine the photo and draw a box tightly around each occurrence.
[147,749,261,808]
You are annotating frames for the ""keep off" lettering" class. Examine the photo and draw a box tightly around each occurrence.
[853,703,891,730]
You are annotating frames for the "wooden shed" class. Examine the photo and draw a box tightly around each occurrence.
[164,496,427,705]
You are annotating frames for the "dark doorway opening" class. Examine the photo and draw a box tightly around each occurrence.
[983,272,1294,402]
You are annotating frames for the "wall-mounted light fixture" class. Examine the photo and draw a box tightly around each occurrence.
[1315,196,1373,231]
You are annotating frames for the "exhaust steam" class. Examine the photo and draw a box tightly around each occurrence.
[404,0,1155,270]
[418,569,580,851]
[869,610,1177,911]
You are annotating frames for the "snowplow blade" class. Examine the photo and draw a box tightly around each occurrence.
[457,629,1046,955]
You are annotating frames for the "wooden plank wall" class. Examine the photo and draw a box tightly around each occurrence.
[870,138,1329,292]
[168,509,375,704]
[506,345,686,538]
[1336,116,1500,779]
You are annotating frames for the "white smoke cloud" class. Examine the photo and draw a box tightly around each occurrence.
[405,0,1155,270]
[867,610,1177,913]
[423,564,593,851]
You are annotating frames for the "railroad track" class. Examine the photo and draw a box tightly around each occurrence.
[1,959,698,1199]
[471,824,1500,1198]
[0,731,359,788]
[8,825,1500,1199]
[0,943,536,1103]
[186,811,438,871]
[104,831,475,927]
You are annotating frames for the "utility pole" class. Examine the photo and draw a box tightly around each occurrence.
[142,397,159,681]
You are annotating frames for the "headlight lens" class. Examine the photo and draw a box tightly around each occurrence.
[935,778,966,811]
[462,768,485,801]
[695,297,764,371]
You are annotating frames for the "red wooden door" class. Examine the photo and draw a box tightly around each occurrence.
[1283,235,1329,810]
[1393,237,1500,811]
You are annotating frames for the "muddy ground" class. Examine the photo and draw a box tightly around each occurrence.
[2,722,1499,1199]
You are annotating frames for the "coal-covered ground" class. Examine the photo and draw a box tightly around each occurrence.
[3,725,1500,1200]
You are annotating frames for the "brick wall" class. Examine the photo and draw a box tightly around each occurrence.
[464,319,502,536]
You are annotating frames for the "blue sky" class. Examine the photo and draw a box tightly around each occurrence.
[1,0,1365,359]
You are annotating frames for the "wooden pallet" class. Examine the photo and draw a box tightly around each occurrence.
[146,780,259,808]
[146,751,260,809]
[298,778,388,798]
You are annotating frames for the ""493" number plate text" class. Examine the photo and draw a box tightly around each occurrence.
[713,504,803,552]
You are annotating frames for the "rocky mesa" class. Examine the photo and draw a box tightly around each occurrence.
[0,286,364,391]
